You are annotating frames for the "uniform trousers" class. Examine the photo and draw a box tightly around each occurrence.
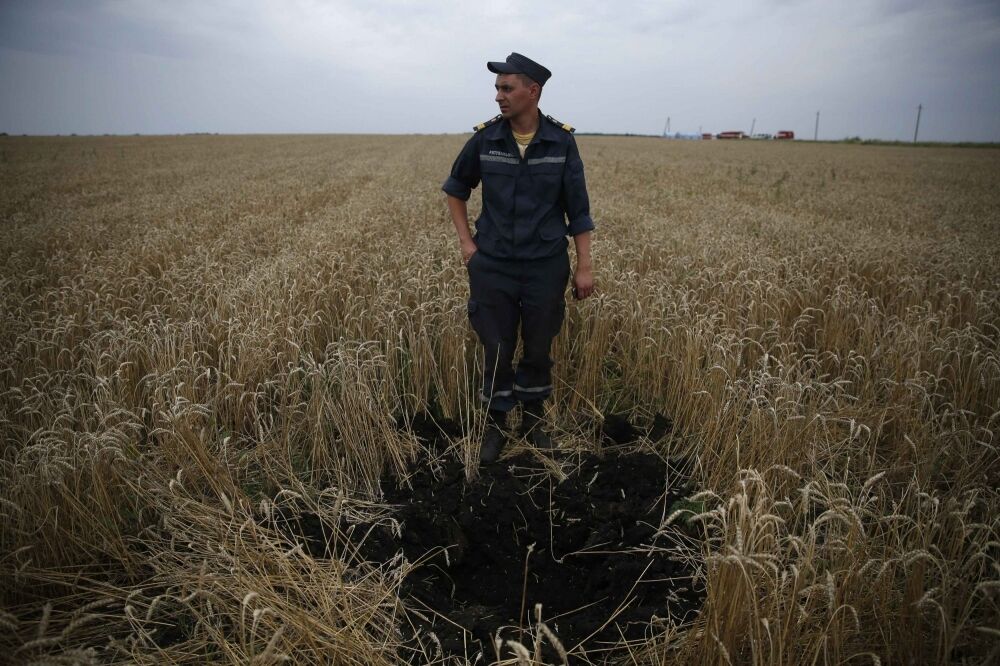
[466,250,571,413]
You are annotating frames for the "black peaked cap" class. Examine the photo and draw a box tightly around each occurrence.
[487,52,551,86]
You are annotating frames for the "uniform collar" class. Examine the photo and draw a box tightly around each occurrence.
[535,111,562,142]
[484,109,559,143]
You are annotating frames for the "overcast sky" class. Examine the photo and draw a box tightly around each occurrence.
[1,0,998,141]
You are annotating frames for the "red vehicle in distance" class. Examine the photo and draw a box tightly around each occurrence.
[776,130,795,140]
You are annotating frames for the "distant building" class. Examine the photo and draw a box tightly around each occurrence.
[716,131,746,139]
[662,132,703,140]
[776,130,795,140]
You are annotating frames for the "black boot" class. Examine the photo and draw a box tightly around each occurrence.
[479,410,508,464]
[520,401,554,450]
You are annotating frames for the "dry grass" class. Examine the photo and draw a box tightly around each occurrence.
[1,134,998,664]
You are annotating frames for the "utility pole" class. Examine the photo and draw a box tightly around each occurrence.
[814,111,820,141]
[913,104,922,143]
[667,117,671,134]
[750,118,756,136]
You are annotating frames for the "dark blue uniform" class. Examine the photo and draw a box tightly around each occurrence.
[443,111,595,412]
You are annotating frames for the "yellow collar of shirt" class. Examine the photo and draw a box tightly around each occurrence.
[512,129,535,158]
[512,129,536,145]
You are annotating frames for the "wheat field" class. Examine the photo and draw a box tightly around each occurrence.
[1,134,998,664]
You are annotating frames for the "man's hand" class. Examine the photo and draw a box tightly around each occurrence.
[447,195,479,265]
[461,239,478,265]
[571,230,594,299]
[573,265,594,299]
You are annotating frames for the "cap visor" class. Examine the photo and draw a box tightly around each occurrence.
[487,61,519,74]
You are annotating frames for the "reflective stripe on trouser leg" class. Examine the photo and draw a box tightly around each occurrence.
[513,383,553,395]
[514,252,570,403]
[477,341,516,412]
[474,331,518,413]
[467,252,519,413]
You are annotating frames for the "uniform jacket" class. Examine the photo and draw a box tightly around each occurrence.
[442,111,595,260]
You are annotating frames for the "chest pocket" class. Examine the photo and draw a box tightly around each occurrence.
[479,158,517,220]
[528,160,561,176]
[527,162,563,175]
[527,161,563,207]
[480,159,518,176]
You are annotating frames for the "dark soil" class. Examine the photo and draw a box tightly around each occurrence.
[276,413,703,664]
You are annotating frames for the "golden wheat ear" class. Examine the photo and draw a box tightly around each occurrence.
[1,134,996,665]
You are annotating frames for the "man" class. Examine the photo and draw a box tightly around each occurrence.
[442,52,595,464]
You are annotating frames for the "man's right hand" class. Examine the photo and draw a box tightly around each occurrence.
[461,240,478,265]
[447,195,478,265]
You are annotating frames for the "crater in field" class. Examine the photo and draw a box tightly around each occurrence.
[278,414,703,664]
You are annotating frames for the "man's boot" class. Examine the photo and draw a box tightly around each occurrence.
[479,410,508,464]
[520,401,554,450]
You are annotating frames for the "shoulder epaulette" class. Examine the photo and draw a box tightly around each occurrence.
[545,114,575,133]
[473,115,503,132]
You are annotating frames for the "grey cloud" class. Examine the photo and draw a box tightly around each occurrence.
[0,0,997,140]
[0,1,198,60]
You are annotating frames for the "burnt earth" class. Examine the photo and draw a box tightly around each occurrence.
[277,414,703,664]
[388,450,701,664]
